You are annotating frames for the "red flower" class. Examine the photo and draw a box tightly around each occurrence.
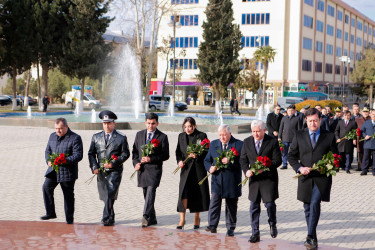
[334,160,340,167]
[151,139,160,147]
[231,147,239,156]
[54,157,61,165]
[261,156,272,167]
[280,147,283,152]
[59,153,66,164]
[257,156,263,162]
[356,128,361,137]
[111,154,118,160]
[201,138,210,148]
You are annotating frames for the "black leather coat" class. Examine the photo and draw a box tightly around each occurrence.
[88,130,130,200]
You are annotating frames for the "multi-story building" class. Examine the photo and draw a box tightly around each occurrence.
[154,0,375,105]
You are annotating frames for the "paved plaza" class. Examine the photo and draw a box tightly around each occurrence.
[0,125,374,249]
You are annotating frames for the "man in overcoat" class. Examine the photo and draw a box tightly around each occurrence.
[335,111,357,173]
[355,107,370,171]
[41,118,83,224]
[288,108,338,249]
[266,105,283,139]
[132,113,169,227]
[88,110,130,226]
[240,120,282,243]
[360,109,375,176]
[204,124,243,237]
[329,107,342,132]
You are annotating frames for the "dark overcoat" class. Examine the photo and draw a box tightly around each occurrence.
[288,129,339,203]
[266,112,283,139]
[175,130,210,213]
[361,120,375,150]
[278,115,302,142]
[204,136,243,199]
[335,120,357,153]
[329,117,340,132]
[88,130,130,200]
[240,134,282,203]
[45,128,83,182]
[356,116,371,152]
[132,129,169,187]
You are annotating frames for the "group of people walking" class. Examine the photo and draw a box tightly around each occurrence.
[40,105,373,249]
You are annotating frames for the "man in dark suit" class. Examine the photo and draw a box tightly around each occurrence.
[355,107,371,171]
[335,111,357,174]
[266,105,283,139]
[88,110,130,226]
[329,107,343,132]
[240,120,282,243]
[204,124,243,237]
[360,110,375,176]
[132,113,169,227]
[278,104,302,169]
[315,105,329,131]
[41,118,83,224]
[288,108,339,249]
[325,105,334,118]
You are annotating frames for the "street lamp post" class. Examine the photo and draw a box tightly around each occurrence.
[256,35,264,112]
[168,16,181,105]
[340,56,351,103]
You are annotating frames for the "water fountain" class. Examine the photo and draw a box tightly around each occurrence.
[255,104,271,121]
[91,109,96,123]
[215,101,223,125]
[74,103,80,116]
[109,44,143,118]
[27,106,32,119]
[168,99,174,117]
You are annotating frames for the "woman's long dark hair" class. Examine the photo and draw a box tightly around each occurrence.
[182,117,197,131]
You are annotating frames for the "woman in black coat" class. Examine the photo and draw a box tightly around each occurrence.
[175,117,210,229]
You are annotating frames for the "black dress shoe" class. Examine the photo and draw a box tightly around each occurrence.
[360,172,367,176]
[280,166,288,170]
[148,219,157,226]
[270,225,278,238]
[40,215,57,220]
[346,170,351,174]
[66,221,74,225]
[176,221,185,229]
[226,229,234,237]
[248,234,260,243]
[205,226,217,233]
[304,236,318,249]
[103,220,114,226]
[193,218,200,230]
[356,168,362,171]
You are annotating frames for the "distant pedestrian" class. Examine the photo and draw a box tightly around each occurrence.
[43,95,50,112]
[233,99,241,115]
[230,98,234,115]
[266,105,283,139]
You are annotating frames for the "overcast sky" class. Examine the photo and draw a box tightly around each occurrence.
[341,0,375,21]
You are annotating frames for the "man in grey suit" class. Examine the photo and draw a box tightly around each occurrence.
[360,110,375,176]
[88,110,130,226]
[132,113,169,226]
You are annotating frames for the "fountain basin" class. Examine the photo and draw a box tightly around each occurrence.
[0,111,254,133]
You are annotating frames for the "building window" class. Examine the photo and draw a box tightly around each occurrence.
[344,32,348,41]
[241,13,270,25]
[336,29,342,39]
[317,0,324,12]
[304,15,313,28]
[350,51,354,60]
[302,60,312,71]
[364,41,367,47]
[357,21,363,31]
[327,5,335,17]
[171,37,199,48]
[345,15,349,24]
[370,28,372,36]
[241,36,269,47]
[336,47,342,57]
[315,62,322,72]
[170,58,198,70]
[327,24,334,36]
[337,10,343,21]
[172,15,199,26]
[255,62,264,70]
[316,41,323,52]
[326,44,333,55]
[303,37,312,50]
[351,17,355,27]
[335,65,341,74]
[356,37,362,46]
[316,20,324,32]
[350,34,354,43]
[172,0,199,4]
[326,63,333,74]
[304,0,313,7]
[365,25,368,33]
[343,49,348,56]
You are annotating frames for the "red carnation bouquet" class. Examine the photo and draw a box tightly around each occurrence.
[239,156,272,186]
[294,151,341,178]
[86,154,118,185]
[47,153,69,173]
[198,147,239,185]
[278,141,285,152]
[173,138,210,174]
[356,128,361,137]
[130,139,160,180]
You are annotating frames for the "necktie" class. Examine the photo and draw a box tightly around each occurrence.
[147,133,152,143]
[345,121,348,127]
[256,141,260,154]
[223,143,227,151]
[311,132,316,149]
[105,133,110,145]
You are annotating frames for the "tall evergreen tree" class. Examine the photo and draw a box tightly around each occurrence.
[197,0,242,107]
[58,0,113,110]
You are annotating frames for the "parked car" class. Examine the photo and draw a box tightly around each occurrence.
[277,97,304,109]
[65,91,102,109]
[18,96,37,106]
[149,95,188,111]
[5,95,21,106]
[0,95,12,106]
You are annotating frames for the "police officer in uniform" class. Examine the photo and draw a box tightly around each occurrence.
[88,110,130,226]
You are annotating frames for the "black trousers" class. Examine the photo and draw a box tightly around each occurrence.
[208,192,238,230]
[362,148,375,174]
[143,186,157,221]
[43,104,48,112]
[42,176,75,223]
[250,192,277,235]
[103,198,115,223]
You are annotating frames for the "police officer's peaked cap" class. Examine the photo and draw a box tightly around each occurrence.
[303,105,311,109]
[362,107,370,112]
[99,110,117,122]
[334,107,342,112]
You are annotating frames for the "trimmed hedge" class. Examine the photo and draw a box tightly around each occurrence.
[295,99,342,111]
